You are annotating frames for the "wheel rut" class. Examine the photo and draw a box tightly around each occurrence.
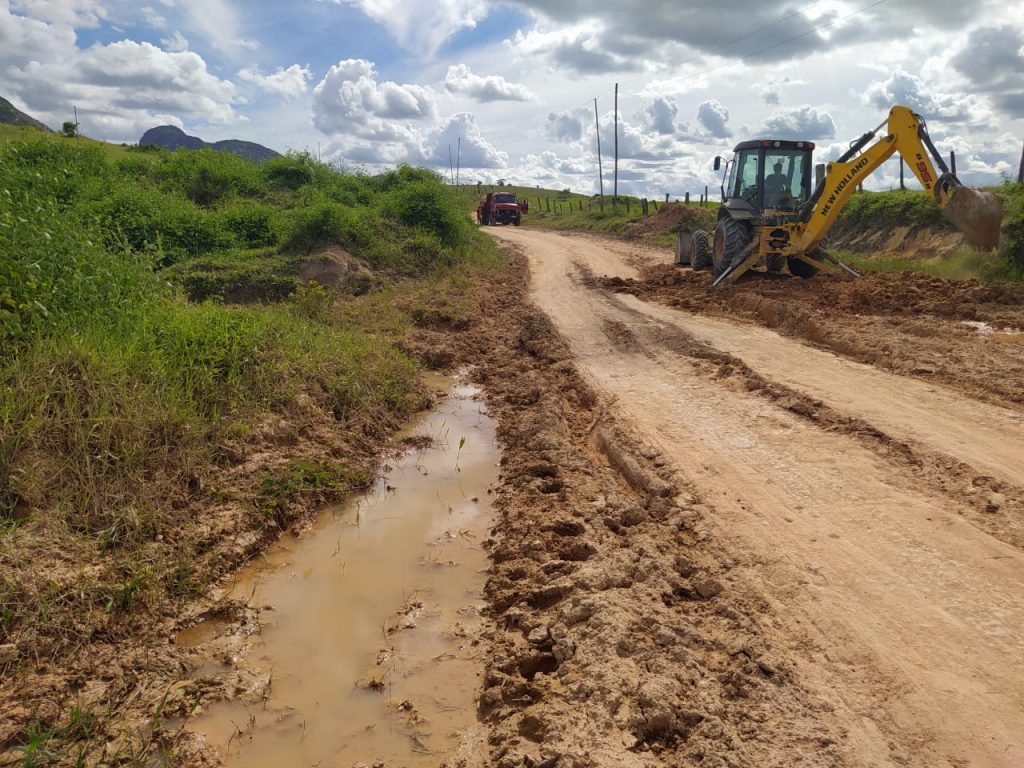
[489,225,1024,768]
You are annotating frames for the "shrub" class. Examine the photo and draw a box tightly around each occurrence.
[217,202,283,248]
[264,153,316,190]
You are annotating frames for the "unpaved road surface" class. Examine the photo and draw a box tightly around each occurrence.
[489,226,1024,767]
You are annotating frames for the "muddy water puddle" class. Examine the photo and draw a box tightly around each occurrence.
[187,381,497,767]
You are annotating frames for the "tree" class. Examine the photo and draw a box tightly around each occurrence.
[61,121,78,138]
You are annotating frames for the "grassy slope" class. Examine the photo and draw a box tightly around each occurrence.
[0,134,499,728]
[833,185,1023,282]
[0,123,135,161]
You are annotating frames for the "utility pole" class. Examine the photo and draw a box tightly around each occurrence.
[1018,136,1024,183]
[899,157,905,190]
[594,98,605,210]
[613,83,619,210]
[73,105,79,133]
[456,137,461,188]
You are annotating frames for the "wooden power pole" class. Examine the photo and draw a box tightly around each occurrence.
[1018,136,1024,183]
[613,83,619,209]
[594,98,605,209]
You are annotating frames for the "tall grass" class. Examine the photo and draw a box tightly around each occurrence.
[0,135,487,659]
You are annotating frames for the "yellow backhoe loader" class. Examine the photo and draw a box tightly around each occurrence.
[676,105,1003,288]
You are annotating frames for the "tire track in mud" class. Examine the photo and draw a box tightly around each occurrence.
[582,272,1024,553]
[464,251,847,768]
[486,226,1024,768]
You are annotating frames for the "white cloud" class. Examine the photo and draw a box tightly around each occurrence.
[862,67,975,122]
[312,58,435,141]
[444,64,535,103]
[1,8,239,141]
[644,97,678,136]
[139,6,166,28]
[415,112,507,169]
[238,64,312,98]
[160,30,189,52]
[171,0,258,54]
[9,0,107,27]
[322,0,487,55]
[757,105,836,140]
[697,99,731,138]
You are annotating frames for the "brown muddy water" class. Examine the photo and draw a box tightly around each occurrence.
[184,381,498,767]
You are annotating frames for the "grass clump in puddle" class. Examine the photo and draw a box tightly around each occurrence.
[0,134,500,756]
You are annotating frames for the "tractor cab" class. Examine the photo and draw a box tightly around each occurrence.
[714,139,814,216]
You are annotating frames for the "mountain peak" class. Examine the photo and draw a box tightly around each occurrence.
[140,125,279,162]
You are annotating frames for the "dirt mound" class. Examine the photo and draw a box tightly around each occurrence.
[623,203,716,239]
[299,245,373,287]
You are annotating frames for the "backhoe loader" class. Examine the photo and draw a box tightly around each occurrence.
[676,105,1003,288]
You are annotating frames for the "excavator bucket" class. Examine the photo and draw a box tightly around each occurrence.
[943,187,1003,251]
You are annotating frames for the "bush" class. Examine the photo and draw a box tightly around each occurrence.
[217,202,283,248]
[996,181,1024,272]
[383,178,471,248]
[264,153,316,190]
[282,201,374,254]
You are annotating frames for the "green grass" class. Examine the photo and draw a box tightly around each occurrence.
[0,123,136,161]
[0,132,498,675]
[841,246,1023,283]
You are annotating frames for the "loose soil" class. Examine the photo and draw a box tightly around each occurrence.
[6,223,1024,767]
[486,226,1024,767]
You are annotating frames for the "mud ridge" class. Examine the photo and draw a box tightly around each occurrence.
[592,286,1024,552]
[608,266,1024,413]
[467,245,847,768]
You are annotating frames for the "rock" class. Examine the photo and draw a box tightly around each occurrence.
[527,627,549,646]
[673,555,697,577]
[694,578,723,599]
[985,492,1005,513]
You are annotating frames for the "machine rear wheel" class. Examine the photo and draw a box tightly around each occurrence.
[690,230,711,271]
[712,218,751,276]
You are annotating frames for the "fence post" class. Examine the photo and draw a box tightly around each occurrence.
[685,192,690,205]
[900,158,905,190]
[652,201,657,211]
[626,198,630,213]
[704,185,708,206]
[546,196,551,212]
[665,193,669,203]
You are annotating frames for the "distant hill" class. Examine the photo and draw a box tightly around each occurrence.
[0,96,52,132]
[140,125,279,162]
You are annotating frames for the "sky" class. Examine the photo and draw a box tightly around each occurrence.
[3,0,1023,196]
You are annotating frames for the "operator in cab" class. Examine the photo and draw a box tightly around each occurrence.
[764,161,789,208]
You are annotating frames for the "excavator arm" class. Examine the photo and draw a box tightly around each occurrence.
[794,106,1001,255]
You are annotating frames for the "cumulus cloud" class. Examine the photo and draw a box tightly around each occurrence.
[1,8,239,140]
[756,105,836,140]
[312,58,435,141]
[238,64,312,98]
[9,0,106,27]
[322,0,488,55]
[139,6,166,29]
[444,64,535,103]
[644,97,677,135]
[545,107,588,143]
[951,26,1024,118]
[415,112,507,169]
[697,100,731,139]
[862,67,975,121]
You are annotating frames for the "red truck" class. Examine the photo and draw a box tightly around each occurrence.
[477,192,527,226]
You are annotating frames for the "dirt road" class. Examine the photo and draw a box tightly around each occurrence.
[489,227,1024,767]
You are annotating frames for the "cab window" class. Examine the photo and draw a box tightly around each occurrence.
[730,150,760,203]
